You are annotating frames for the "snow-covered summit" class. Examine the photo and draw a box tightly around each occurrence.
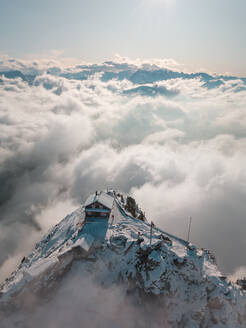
[0,191,246,327]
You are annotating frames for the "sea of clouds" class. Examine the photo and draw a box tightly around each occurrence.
[1,55,246,282]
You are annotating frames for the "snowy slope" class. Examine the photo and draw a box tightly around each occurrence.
[0,191,246,328]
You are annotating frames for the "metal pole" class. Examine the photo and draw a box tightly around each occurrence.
[187,216,192,244]
[150,221,154,246]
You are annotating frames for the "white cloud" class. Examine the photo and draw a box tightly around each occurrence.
[229,266,246,282]
[1,56,246,280]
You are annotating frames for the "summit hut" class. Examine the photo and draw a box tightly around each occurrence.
[84,191,114,220]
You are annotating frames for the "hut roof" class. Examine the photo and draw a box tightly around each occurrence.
[84,191,114,210]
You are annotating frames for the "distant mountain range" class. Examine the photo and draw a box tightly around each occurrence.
[1,61,246,94]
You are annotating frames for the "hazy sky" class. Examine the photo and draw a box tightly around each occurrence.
[1,0,246,283]
[0,0,246,75]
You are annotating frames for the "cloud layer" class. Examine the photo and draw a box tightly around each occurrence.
[1,56,246,281]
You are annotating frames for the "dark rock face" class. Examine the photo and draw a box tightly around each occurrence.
[237,278,246,290]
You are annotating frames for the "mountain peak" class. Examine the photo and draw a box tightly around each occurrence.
[1,190,246,327]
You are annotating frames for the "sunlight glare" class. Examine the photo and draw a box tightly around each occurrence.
[143,0,175,8]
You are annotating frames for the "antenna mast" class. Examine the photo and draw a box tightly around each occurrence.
[187,216,192,244]
[150,221,154,246]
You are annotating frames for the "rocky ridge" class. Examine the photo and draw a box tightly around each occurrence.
[0,191,246,327]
